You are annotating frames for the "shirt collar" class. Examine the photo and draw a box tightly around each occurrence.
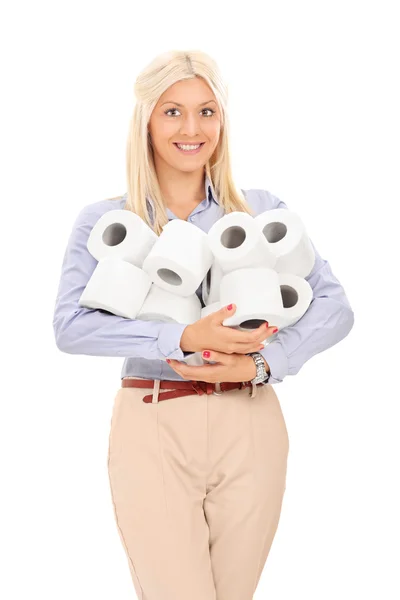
[205,173,219,206]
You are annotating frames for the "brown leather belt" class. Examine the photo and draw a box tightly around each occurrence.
[121,377,264,403]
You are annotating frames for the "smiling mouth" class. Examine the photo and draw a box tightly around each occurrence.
[173,142,205,154]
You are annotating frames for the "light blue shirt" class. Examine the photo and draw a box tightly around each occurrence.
[52,175,354,384]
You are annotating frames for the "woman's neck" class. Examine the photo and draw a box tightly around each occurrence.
[158,169,206,209]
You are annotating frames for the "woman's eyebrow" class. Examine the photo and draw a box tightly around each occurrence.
[161,99,217,107]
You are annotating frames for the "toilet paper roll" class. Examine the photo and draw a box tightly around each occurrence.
[220,267,314,332]
[277,273,313,328]
[201,298,272,346]
[254,208,315,278]
[200,301,221,319]
[87,209,158,267]
[78,257,152,319]
[220,267,288,330]
[142,219,214,297]
[207,212,277,274]
[202,261,223,306]
[137,283,202,324]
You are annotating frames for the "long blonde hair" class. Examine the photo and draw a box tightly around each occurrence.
[116,50,254,236]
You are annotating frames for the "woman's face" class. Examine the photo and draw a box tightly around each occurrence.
[148,77,221,174]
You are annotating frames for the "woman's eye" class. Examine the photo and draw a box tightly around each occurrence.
[165,108,180,117]
[164,108,215,117]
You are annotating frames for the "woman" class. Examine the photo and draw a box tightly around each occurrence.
[53,50,354,600]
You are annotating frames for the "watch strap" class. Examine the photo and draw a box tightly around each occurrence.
[247,352,270,384]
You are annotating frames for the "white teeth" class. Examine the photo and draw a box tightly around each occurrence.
[176,143,202,150]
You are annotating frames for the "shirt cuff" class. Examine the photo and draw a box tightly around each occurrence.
[157,322,195,360]
[259,340,289,384]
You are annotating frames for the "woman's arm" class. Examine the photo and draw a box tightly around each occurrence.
[257,191,355,384]
[52,202,195,360]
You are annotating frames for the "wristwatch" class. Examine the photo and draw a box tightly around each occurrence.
[247,352,271,385]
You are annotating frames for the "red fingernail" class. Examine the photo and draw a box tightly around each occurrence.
[227,304,233,310]
[166,359,171,363]
[273,328,278,333]
[203,351,210,358]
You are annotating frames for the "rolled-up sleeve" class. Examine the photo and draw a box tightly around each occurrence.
[52,204,195,360]
[258,192,355,384]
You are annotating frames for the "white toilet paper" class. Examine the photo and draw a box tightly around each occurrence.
[277,273,313,328]
[220,267,287,330]
[220,267,314,332]
[201,298,272,346]
[137,283,202,324]
[202,261,223,306]
[207,212,277,274]
[254,208,315,278]
[200,301,221,319]
[87,209,158,267]
[142,219,214,297]
[78,257,152,319]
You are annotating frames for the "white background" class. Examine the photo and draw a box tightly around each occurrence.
[1,0,399,598]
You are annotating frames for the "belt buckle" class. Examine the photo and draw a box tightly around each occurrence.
[213,382,222,395]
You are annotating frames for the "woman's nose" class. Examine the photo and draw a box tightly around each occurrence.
[179,114,202,135]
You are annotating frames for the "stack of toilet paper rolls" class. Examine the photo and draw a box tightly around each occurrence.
[79,207,315,365]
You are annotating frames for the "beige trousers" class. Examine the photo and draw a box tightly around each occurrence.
[107,378,289,600]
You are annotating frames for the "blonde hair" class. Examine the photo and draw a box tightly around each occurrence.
[121,49,254,236]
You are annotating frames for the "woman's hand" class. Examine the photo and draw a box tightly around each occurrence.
[167,350,269,383]
[180,303,278,355]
